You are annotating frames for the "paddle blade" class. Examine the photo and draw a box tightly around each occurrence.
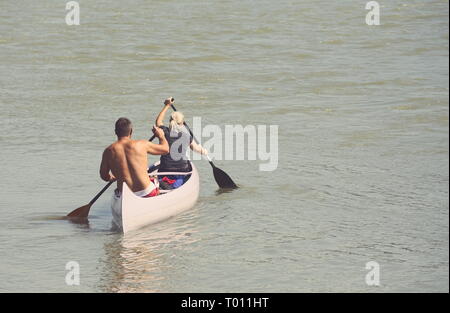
[67,204,92,218]
[211,164,238,189]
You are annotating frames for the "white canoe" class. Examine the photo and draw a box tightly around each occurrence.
[111,162,199,233]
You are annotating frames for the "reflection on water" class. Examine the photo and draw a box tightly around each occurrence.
[32,214,91,229]
[67,217,90,228]
[215,187,239,196]
[97,212,200,292]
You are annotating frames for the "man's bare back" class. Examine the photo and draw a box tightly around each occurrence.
[100,118,169,193]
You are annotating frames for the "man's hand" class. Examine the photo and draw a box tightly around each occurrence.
[164,97,174,106]
[148,126,169,155]
[152,125,165,139]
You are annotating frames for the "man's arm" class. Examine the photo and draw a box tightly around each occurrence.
[99,148,115,182]
[146,126,169,155]
[155,97,174,127]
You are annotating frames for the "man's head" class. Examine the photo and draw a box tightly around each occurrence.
[115,117,132,138]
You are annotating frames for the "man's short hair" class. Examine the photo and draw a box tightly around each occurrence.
[115,117,132,137]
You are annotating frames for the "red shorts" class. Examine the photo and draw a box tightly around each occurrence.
[143,188,159,197]
[143,177,160,197]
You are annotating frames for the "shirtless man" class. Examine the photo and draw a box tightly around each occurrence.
[99,117,169,197]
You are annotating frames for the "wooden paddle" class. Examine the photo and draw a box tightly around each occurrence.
[171,104,238,189]
[67,134,157,218]
[67,179,116,218]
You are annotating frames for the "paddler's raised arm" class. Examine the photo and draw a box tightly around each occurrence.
[155,97,174,127]
[146,126,169,155]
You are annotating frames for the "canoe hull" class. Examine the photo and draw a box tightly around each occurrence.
[111,163,199,233]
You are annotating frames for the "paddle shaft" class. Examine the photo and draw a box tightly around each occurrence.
[89,179,115,205]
